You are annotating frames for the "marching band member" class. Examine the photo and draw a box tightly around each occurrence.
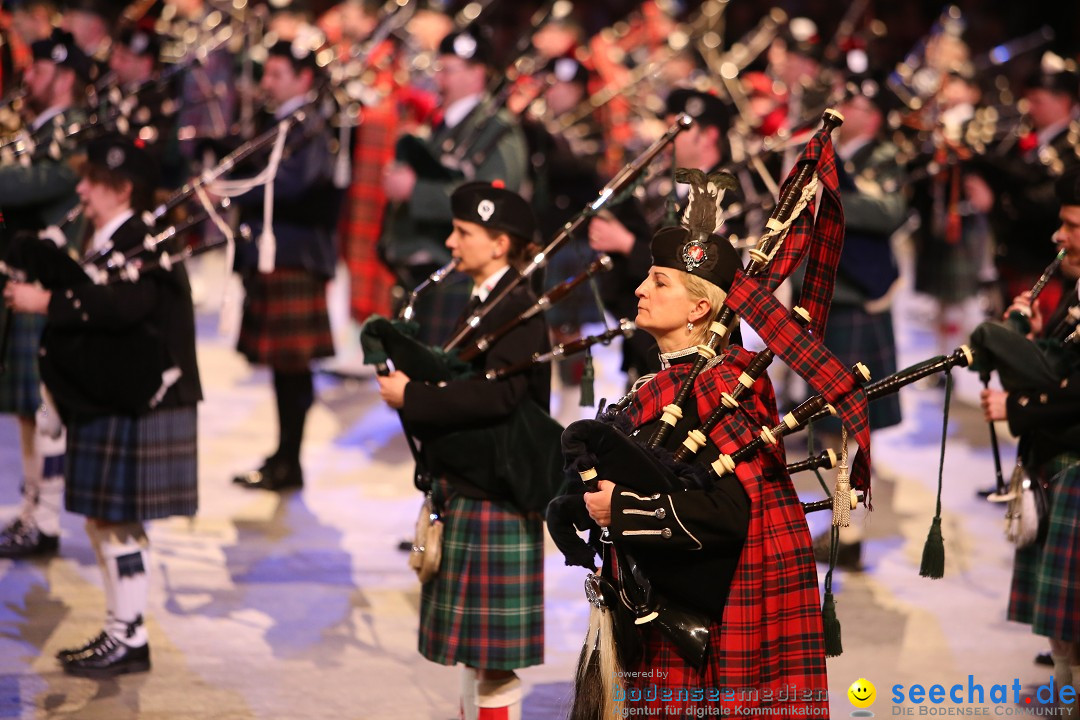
[229,40,338,493]
[0,28,88,559]
[980,167,1080,713]
[376,182,549,720]
[581,209,827,714]
[380,27,528,346]
[106,26,182,186]
[4,134,202,677]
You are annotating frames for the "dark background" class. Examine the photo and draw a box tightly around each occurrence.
[363,0,1080,87]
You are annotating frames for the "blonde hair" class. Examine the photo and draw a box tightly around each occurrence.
[677,269,729,348]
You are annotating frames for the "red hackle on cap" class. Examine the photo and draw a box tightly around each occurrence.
[491,179,505,188]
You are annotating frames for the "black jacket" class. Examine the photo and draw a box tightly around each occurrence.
[40,215,202,420]
[232,108,340,279]
[400,268,552,503]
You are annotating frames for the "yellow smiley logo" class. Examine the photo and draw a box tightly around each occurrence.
[848,678,877,708]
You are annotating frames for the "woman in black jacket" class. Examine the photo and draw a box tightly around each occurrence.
[376,181,550,719]
[5,134,202,678]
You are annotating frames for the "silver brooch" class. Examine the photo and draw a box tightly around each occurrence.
[477,199,495,222]
[682,240,707,271]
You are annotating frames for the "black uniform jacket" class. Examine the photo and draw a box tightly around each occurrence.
[1008,289,1080,467]
[400,268,552,501]
[232,108,340,279]
[607,352,751,619]
[40,215,202,420]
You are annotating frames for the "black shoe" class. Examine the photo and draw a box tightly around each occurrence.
[62,634,150,678]
[975,486,998,499]
[233,457,277,485]
[233,460,303,491]
[0,519,59,559]
[1035,651,1054,667]
[56,631,110,662]
[397,539,413,552]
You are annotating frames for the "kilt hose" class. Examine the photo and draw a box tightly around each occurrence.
[418,480,544,671]
[820,303,901,432]
[238,268,335,373]
[1009,454,1080,642]
[0,311,45,416]
[65,406,198,522]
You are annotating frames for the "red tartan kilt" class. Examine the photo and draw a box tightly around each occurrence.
[622,622,829,712]
[238,268,335,372]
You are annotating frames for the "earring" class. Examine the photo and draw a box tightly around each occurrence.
[686,321,694,334]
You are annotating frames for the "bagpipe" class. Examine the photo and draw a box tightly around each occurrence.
[0,205,227,419]
[359,271,564,515]
[0,111,85,167]
[361,118,692,513]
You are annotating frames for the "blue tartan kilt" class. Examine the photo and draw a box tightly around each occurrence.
[0,312,44,416]
[1008,456,1080,642]
[418,478,545,670]
[65,405,198,522]
[820,303,901,432]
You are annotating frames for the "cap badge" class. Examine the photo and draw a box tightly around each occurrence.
[106,147,125,169]
[477,199,495,222]
[453,34,477,60]
[685,96,705,118]
[554,58,576,83]
[130,32,150,55]
[51,44,68,64]
[682,240,707,271]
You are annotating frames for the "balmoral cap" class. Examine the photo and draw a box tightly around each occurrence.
[451,181,536,241]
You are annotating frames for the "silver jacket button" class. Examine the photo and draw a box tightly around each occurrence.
[654,508,666,520]
[661,528,672,539]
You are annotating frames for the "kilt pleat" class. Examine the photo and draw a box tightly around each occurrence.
[418,480,544,670]
[238,268,335,372]
[821,304,901,431]
[1009,456,1080,642]
[65,406,198,522]
[0,312,45,416]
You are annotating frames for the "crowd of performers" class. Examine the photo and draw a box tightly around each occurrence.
[0,1,1076,717]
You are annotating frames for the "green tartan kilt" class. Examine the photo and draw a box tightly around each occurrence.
[1008,456,1080,642]
[418,478,544,670]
